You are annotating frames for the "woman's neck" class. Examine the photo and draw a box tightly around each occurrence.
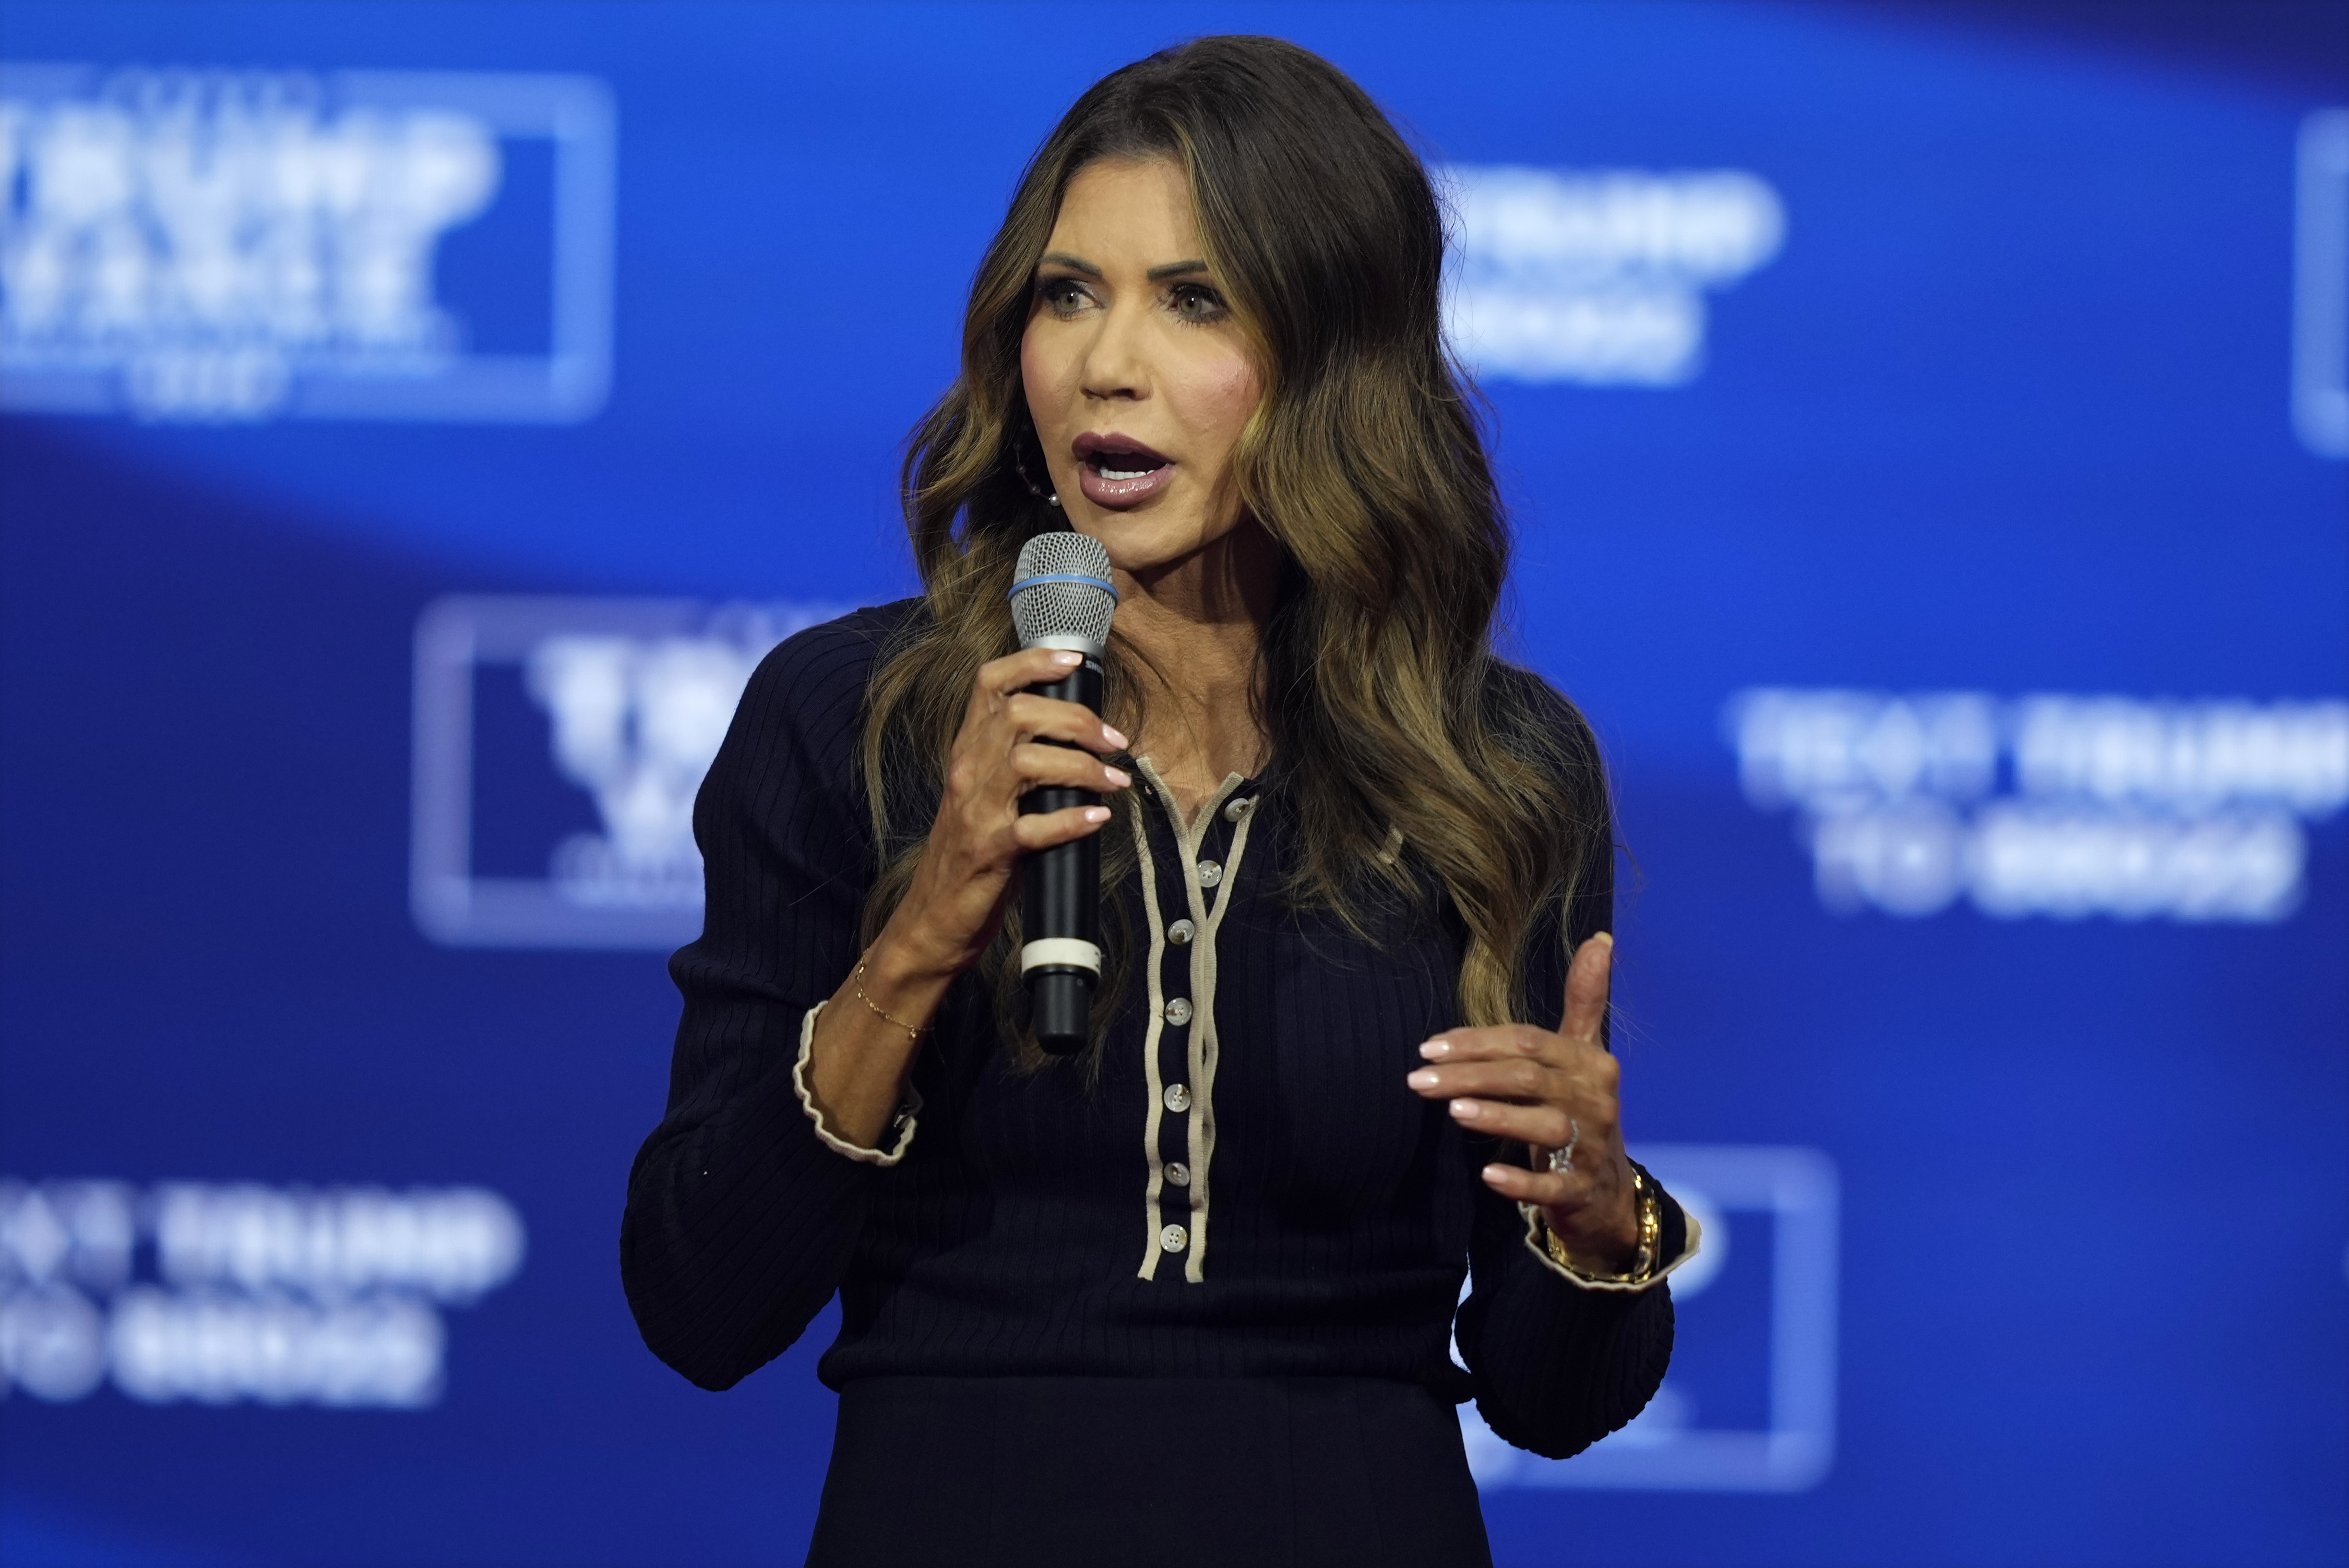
[1110,520,1280,821]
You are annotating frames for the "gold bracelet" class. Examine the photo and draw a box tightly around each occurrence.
[1632,1163,1661,1277]
[1542,1164,1661,1284]
[852,956,927,1047]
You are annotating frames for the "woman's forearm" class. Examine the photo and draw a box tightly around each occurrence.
[806,647,1129,1148]
[1469,1272,1674,1459]
[804,911,963,1148]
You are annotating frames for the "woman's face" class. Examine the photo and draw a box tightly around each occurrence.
[1021,157,1264,577]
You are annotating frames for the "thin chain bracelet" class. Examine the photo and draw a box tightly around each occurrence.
[852,956,928,1047]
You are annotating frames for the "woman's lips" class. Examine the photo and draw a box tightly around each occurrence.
[1078,461,1175,508]
[1071,437,1175,509]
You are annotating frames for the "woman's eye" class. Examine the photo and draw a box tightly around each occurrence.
[1170,284,1227,322]
[1039,278,1090,314]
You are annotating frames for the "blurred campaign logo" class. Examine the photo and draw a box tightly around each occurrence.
[0,64,613,423]
[1727,690,2349,923]
[412,595,844,949]
[0,1179,522,1408]
[1442,164,1784,386]
[1462,1144,1838,1492]
[2295,108,2349,459]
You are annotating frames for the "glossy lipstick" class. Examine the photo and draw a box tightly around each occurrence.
[1072,433,1174,509]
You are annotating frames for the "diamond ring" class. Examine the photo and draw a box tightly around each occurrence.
[1546,1116,1580,1175]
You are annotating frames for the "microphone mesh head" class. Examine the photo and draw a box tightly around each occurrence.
[1010,531,1117,654]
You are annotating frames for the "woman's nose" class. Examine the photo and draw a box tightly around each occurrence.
[1078,305,1151,401]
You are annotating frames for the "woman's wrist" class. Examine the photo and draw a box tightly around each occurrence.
[805,925,953,1152]
[1554,1219,1638,1275]
[874,843,1011,978]
[1545,1162,1652,1277]
[838,937,954,1058]
[867,907,974,1001]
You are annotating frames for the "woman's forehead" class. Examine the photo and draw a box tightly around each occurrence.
[1045,158,1202,268]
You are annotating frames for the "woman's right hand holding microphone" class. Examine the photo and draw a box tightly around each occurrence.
[804,648,1130,1147]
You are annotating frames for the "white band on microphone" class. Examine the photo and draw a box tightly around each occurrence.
[1020,938,1103,977]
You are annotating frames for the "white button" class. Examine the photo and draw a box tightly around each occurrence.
[1163,997,1194,1026]
[1167,918,1196,945]
[1164,1162,1191,1187]
[1159,1224,1188,1253]
[1198,860,1223,887]
[1223,797,1255,822]
[1163,1083,1191,1113]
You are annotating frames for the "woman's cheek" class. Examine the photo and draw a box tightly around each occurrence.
[1019,331,1069,431]
[1177,352,1263,466]
[1017,346,1043,420]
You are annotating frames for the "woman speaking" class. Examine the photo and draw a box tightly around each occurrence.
[622,35,1700,1565]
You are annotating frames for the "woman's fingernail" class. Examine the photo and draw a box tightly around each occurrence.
[1406,1069,1438,1090]
[1450,1099,1480,1121]
[1102,726,1129,749]
[1420,1039,1451,1059]
[1480,1165,1510,1187]
[1083,807,1111,822]
[1104,767,1131,787]
[1053,651,1083,666]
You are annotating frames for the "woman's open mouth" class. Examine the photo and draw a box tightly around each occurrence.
[1072,434,1175,508]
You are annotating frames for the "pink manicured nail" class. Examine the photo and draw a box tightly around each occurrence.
[1480,1165,1510,1187]
[1420,1039,1451,1059]
[1102,725,1129,749]
[1406,1069,1438,1090]
[1104,767,1131,787]
[1052,651,1083,666]
[1450,1099,1480,1121]
[1083,807,1110,822]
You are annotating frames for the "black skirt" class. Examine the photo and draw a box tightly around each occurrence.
[805,1374,1495,1567]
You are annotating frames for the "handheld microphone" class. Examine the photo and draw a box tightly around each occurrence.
[1008,531,1119,1055]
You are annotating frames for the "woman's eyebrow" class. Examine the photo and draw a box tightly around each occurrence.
[1034,253,1212,282]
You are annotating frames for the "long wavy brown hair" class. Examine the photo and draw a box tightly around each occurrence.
[860,35,1609,1051]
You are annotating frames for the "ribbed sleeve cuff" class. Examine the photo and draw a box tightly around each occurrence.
[791,1000,923,1166]
[1515,1189,1702,1293]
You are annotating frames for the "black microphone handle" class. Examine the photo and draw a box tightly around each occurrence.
[1020,660,1106,1055]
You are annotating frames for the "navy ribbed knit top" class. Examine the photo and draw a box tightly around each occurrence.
[620,601,1686,1460]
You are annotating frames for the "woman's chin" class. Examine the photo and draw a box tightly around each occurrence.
[1071,512,1248,579]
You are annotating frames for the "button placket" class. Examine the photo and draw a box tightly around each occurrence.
[1127,797,1178,1280]
[1155,822,1196,1260]
[1170,792,1221,1263]
[1178,776,1254,1280]
[1129,759,1259,1285]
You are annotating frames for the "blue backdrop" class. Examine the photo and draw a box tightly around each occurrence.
[2,4,2343,1565]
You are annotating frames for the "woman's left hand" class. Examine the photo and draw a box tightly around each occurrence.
[1404,933,1640,1271]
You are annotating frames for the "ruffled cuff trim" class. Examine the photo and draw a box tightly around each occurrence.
[1517,1198,1703,1294]
[791,1000,921,1166]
